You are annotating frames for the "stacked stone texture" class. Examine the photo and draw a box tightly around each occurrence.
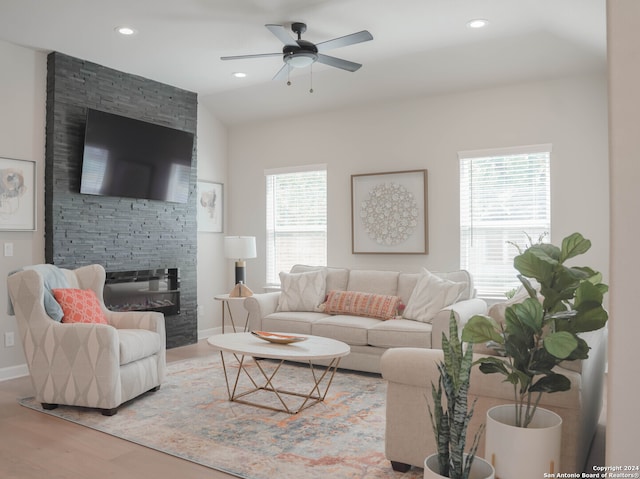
[45,52,198,348]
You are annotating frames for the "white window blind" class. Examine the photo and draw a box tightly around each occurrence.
[265,166,327,285]
[459,145,551,299]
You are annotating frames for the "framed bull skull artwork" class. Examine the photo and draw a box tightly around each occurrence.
[0,157,35,231]
[197,181,223,233]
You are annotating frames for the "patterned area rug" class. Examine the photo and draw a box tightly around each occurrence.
[20,355,422,479]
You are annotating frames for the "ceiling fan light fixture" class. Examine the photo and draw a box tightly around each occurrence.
[285,52,317,68]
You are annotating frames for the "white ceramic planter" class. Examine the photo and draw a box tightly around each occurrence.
[485,405,562,479]
[424,453,495,479]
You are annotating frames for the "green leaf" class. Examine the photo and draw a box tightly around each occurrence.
[572,305,609,333]
[461,315,504,344]
[476,357,509,376]
[517,275,538,299]
[510,298,544,333]
[565,336,590,361]
[514,249,556,284]
[543,331,578,359]
[574,280,604,306]
[530,373,572,393]
[560,233,591,263]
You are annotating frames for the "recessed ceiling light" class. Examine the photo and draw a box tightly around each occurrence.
[232,72,247,78]
[466,19,489,29]
[115,26,137,36]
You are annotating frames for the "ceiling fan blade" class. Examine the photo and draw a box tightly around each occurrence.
[316,54,362,72]
[265,24,297,46]
[272,63,291,81]
[316,30,373,52]
[221,53,281,61]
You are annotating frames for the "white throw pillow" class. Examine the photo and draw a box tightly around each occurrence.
[276,269,327,312]
[403,269,466,323]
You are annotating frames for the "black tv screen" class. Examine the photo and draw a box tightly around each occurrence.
[80,109,194,203]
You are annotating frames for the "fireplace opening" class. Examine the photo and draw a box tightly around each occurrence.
[104,268,180,316]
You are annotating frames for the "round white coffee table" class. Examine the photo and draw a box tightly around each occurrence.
[207,332,350,414]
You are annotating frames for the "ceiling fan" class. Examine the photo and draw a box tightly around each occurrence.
[221,22,373,81]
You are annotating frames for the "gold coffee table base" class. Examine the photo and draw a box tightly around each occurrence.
[219,352,342,414]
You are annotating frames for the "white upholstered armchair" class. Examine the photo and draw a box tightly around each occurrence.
[7,264,166,415]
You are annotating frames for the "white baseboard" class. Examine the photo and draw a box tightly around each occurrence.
[0,363,29,382]
[198,327,222,340]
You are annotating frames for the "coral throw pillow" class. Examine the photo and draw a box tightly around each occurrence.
[52,288,108,324]
[324,290,400,320]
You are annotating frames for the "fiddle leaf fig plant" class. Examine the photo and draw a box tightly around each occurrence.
[462,232,608,428]
[429,312,484,479]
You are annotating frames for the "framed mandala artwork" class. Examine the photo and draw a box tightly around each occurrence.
[351,169,428,254]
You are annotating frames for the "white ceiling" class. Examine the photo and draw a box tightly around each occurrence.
[0,0,606,124]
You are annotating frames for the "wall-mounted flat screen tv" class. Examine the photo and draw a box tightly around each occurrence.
[80,109,194,203]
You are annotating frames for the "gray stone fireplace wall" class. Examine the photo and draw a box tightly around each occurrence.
[45,52,197,348]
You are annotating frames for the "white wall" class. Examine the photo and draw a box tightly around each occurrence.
[227,74,610,292]
[0,40,47,378]
[196,103,228,336]
[606,0,640,465]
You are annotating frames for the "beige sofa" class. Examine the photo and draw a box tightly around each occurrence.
[244,265,487,373]
[381,315,607,473]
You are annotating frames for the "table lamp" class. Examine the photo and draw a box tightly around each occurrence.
[224,236,257,287]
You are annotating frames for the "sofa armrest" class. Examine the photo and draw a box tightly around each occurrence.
[430,298,487,349]
[381,347,443,388]
[244,292,281,331]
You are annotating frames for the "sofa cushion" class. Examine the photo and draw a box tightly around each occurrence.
[52,288,108,325]
[117,329,162,366]
[347,269,399,295]
[402,269,466,323]
[368,319,432,348]
[277,269,326,312]
[433,269,473,301]
[290,265,349,293]
[312,315,380,346]
[323,290,400,320]
[398,270,473,305]
[263,311,329,335]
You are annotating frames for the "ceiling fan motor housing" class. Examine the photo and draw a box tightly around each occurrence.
[291,22,307,36]
[283,40,318,68]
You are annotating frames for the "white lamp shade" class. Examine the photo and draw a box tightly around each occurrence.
[224,236,257,260]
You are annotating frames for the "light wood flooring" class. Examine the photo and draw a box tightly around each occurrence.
[0,340,606,478]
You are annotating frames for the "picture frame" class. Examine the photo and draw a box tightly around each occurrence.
[351,169,428,254]
[0,157,36,231]
[197,181,223,233]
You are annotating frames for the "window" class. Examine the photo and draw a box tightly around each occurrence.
[459,145,551,299]
[265,165,327,285]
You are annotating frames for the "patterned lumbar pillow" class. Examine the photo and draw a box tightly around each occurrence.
[52,288,108,324]
[402,269,466,323]
[276,269,327,312]
[323,290,400,320]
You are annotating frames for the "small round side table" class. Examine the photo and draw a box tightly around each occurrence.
[214,294,250,333]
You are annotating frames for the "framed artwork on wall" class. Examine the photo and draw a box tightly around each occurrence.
[0,157,36,231]
[351,169,428,254]
[197,181,223,233]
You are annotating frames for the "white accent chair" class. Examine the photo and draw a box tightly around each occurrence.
[7,264,166,415]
